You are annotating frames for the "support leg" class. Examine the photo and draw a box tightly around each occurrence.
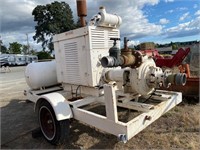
[104,84,118,122]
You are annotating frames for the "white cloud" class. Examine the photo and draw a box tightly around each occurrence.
[0,0,198,50]
[177,7,188,11]
[0,0,162,50]
[166,9,174,13]
[159,18,170,24]
[166,7,188,14]
[1,32,42,50]
[163,16,200,38]
[1,0,35,22]
[0,0,76,50]
[193,4,198,9]
[179,12,190,21]
[164,0,174,3]
[103,0,162,38]
[195,10,200,16]
[127,40,140,47]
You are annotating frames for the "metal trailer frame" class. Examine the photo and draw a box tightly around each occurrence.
[25,84,182,142]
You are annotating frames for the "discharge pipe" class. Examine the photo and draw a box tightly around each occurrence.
[166,73,187,86]
[101,37,143,68]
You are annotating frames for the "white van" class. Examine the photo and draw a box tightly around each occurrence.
[15,54,26,65]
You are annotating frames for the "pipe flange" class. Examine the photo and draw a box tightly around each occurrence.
[163,69,172,88]
[131,51,143,68]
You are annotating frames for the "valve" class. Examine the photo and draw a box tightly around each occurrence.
[109,38,121,59]
[110,38,120,45]
[101,38,122,67]
[123,37,129,51]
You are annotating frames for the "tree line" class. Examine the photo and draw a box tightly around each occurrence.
[0,41,52,60]
[0,42,35,55]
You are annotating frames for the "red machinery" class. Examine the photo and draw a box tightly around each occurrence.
[140,47,190,68]
[155,47,190,68]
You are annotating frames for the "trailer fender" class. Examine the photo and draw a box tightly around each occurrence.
[35,92,73,121]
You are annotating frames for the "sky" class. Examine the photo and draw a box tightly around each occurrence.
[0,0,200,50]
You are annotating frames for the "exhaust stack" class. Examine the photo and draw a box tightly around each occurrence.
[76,0,87,27]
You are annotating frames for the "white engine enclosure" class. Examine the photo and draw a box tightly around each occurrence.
[25,61,58,90]
[53,26,120,87]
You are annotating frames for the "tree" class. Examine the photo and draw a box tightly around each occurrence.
[172,44,178,50]
[32,1,76,52]
[0,39,8,53]
[21,45,30,54]
[8,42,22,54]
[1,45,8,53]
[29,49,37,55]
[37,51,52,60]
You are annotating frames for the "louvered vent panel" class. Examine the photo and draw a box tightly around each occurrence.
[64,42,81,83]
[108,31,119,47]
[91,29,105,49]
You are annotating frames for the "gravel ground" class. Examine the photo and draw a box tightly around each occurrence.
[0,66,199,149]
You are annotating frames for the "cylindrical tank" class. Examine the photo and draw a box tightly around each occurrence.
[25,61,58,90]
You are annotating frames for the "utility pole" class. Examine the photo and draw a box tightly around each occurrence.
[26,33,30,54]
[0,35,2,54]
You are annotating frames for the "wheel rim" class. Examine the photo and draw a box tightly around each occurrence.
[39,106,56,140]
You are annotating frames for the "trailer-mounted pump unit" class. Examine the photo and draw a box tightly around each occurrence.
[24,0,186,145]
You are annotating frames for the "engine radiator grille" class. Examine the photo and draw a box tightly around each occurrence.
[91,29,120,49]
[91,29,105,49]
[64,42,81,83]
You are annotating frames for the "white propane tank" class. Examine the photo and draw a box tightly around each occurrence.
[25,61,58,90]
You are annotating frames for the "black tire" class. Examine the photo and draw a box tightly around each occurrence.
[38,100,70,145]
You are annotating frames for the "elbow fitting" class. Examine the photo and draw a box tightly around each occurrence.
[121,54,135,67]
